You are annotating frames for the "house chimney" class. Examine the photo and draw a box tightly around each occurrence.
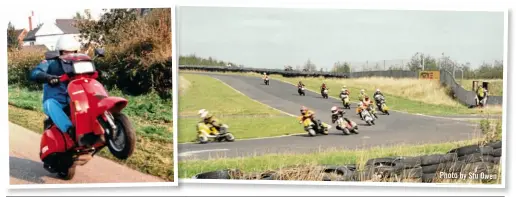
[28,16,32,31]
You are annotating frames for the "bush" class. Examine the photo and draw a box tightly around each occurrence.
[7,9,172,99]
[93,8,172,99]
[7,51,45,90]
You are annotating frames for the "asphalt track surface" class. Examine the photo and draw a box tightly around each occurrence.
[178,73,479,161]
[9,122,164,185]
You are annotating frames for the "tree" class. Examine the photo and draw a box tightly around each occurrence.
[406,53,439,71]
[303,59,317,72]
[74,9,139,47]
[7,22,19,51]
[332,61,351,73]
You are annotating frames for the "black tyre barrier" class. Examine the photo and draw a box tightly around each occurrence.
[422,161,466,174]
[192,169,242,179]
[491,148,502,157]
[487,141,502,149]
[493,157,501,164]
[192,141,502,183]
[420,153,458,166]
[458,153,494,163]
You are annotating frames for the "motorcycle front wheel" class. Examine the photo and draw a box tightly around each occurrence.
[107,113,136,160]
[224,133,235,142]
[308,129,316,136]
[342,128,351,135]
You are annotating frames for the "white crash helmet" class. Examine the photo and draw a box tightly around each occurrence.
[376,88,380,92]
[331,106,338,114]
[56,35,81,52]
[360,89,365,93]
[198,109,209,118]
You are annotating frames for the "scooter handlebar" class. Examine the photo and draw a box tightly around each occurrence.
[59,71,99,82]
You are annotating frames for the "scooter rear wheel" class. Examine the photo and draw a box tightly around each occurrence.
[107,113,136,160]
[57,165,76,180]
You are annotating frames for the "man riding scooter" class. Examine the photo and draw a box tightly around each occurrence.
[299,106,319,127]
[198,109,226,133]
[358,89,368,102]
[331,106,353,127]
[357,96,374,120]
[29,36,81,145]
[321,82,328,94]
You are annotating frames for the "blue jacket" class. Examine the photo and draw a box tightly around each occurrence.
[30,59,70,104]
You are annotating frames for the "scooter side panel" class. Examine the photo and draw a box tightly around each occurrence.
[40,126,73,160]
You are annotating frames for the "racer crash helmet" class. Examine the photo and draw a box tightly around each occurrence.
[198,109,209,119]
[56,35,81,54]
[360,89,365,93]
[300,106,308,114]
[376,88,380,92]
[331,106,339,114]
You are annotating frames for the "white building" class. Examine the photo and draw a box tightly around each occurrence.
[23,19,83,51]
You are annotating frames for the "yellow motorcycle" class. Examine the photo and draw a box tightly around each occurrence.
[196,122,235,144]
[340,93,351,109]
[301,118,331,136]
[374,95,390,115]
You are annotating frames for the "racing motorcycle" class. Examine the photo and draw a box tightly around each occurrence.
[332,115,359,135]
[321,88,329,99]
[301,118,331,136]
[340,93,351,109]
[357,104,376,126]
[40,49,136,180]
[298,86,306,96]
[374,95,390,115]
[197,122,235,144]
[264,76,270,85]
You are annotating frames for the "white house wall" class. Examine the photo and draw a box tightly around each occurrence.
[34,22,63,37]
[35,34,81,50]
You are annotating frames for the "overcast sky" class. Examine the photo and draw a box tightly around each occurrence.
[7,8,105,30]
[177,7,504,69]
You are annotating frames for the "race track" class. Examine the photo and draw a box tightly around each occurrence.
[178,73,479,160]
[9,122,165,185]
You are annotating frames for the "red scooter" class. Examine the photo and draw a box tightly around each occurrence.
[39,49,136,180]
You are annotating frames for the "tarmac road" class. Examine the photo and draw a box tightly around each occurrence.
[178,73,479,161]
[9,122,165,185]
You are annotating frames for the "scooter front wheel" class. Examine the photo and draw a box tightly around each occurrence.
[107,113,136,160]
[224,133,235,142]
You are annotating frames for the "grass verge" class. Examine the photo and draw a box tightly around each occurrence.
[178,73,300,143]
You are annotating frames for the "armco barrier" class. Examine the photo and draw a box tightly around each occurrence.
[192,140,502,183]
[440,70,503,106]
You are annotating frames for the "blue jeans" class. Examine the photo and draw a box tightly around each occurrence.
[43,98,72,133]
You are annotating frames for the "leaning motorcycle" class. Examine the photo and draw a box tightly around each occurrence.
[40,49,136,180]
[357,104,376,126]
[374,95,390,115]
[333,116,359,135]
[301,118,331,136]
[197,122,235,144]
[340,93,351,109]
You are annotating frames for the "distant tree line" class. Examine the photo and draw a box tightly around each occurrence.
[180,52,503,79]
